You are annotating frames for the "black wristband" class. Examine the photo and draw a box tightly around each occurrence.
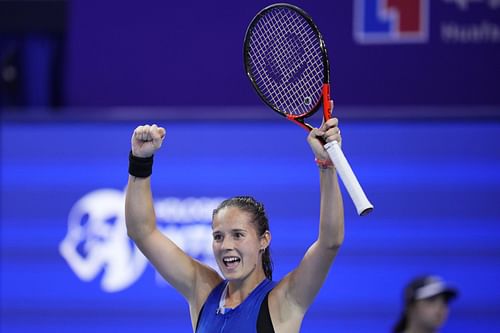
[128,150,154,178]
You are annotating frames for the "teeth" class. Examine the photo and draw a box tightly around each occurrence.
[223,257,240,263]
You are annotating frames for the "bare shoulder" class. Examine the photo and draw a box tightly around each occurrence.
[192,260,223,308]
[189,262,224,329]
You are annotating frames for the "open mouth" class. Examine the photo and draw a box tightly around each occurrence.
[222,256,241,269]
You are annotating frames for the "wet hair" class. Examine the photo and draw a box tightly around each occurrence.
[212,196,273,280]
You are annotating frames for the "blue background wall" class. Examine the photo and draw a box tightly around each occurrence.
[2,119,500,332]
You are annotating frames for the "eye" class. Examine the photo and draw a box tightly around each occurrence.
[213,233,223,242]
[234,232,244,239]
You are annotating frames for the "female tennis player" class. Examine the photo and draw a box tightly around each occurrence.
[125,118,344,333]
[392,275,458,333]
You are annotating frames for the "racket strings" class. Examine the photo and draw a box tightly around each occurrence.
[247,7,324,116]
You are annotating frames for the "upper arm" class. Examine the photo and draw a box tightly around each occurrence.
[270,241,340,322]
[272,168,343,314]
[134,228,222,303]
[124,176,222,320]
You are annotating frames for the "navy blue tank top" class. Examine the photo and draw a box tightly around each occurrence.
[196,279,277,333]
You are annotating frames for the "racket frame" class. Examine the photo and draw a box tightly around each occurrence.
[244,3,373,216]
[244,3,331,130]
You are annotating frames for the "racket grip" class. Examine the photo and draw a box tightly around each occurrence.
[324,141,373,216]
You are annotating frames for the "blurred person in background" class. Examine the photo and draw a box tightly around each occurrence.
[393,275,458,333]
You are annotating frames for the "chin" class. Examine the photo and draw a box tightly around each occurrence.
[223,270,242,280]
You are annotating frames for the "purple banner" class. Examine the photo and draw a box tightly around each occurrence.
[65,0,500,108]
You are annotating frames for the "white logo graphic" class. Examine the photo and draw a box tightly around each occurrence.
[60,188,222,292]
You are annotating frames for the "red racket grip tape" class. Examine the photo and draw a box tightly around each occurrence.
[322,84,332,120]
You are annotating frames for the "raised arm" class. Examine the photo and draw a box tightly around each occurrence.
[125,125,221,321]
[270,117,344,330]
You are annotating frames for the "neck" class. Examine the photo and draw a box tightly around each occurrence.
[225,271,266,308]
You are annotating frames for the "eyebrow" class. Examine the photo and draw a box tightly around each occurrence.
[212,228,248,235]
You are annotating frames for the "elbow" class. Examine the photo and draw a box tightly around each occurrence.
[125,217,136,239]
[327,238,344,251]
[319,233,344,251]
[125,218,154,243]
[126,227,138,241]
[126,226,140,243]
[126,226,153,247]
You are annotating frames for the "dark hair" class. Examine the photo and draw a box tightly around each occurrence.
[392,282,416,332]
[212,196,273,280]
[392,312,408,333]
[393,276,426,333]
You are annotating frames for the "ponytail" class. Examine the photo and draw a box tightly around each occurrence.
[262,247,273,280]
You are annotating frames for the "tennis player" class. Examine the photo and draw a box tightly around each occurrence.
[392,275,458,333]
[125,118,344,333]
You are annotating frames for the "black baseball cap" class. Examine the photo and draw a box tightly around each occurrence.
[404,275,458,304]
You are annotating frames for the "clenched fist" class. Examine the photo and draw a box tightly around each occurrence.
[131,124,166,158]
[307,118,342,162]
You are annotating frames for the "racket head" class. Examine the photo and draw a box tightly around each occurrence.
[244,3,330,120]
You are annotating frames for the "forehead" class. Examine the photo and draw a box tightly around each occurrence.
[419,294,447,303]
[212,206,253,231]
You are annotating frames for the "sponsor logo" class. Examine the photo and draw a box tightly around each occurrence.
[354,0,430,44]
[60,188,222,292]
[441,0,500,43]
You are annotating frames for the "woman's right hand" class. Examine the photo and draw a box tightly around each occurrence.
[131,124,166,158]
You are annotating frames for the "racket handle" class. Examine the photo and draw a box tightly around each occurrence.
[324,141,373,216]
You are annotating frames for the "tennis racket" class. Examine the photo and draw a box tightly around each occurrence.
[243,3,373,216]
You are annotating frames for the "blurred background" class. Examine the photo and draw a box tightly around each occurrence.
[1,1,499,332]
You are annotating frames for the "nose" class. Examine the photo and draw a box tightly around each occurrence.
[221,236,234,250]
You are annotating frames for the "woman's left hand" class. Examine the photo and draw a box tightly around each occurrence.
[307,118,342,161]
